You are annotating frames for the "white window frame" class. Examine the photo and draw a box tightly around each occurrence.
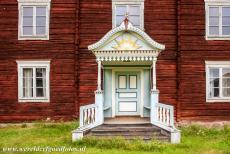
[18,0,51,40]
[17,60,50,102]
[112,0,144,29]
[205,0,230,40]
[205,61,230,102]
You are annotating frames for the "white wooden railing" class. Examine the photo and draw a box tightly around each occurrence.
[79,103,98,128]
[156,103,174,128]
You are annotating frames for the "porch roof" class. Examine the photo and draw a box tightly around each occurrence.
[88,19,165,62]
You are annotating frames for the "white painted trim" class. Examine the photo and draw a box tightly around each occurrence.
[205,60,230,102]
[111,67,145,117]
[112,0,144,30]
[16,60,50,103]
[205,1,230,40]
[88,21,165,51]
[18,0,51,40]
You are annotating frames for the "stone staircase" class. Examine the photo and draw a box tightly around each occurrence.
[85,123,170,142]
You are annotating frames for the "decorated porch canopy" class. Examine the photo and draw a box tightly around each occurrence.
[88,18,165,62]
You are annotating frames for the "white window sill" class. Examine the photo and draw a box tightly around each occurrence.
[206,36,230,40]
[18,36,49,41]
[206,98,230,102]
[19,98,50,103]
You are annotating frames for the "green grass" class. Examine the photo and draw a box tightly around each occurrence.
[0,122,229,154]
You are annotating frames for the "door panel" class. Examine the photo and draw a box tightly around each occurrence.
[115,72,140,116]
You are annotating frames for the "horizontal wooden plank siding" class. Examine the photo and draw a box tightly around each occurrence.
[0,0,78,122]
[0,0,229,122]
[178,0,230,121]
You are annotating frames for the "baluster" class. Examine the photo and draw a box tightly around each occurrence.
[159,107,162,122]
[92,107,95,123]
[84,109,87,125]
[162,107,165,124]
[87,109,91,124]
[166,109,170,126]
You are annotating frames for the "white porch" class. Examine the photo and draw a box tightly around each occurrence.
[72,19,180,143]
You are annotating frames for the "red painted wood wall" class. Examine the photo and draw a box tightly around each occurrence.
[0,0,229,122]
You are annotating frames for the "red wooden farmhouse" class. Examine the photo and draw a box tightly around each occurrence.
[0,0,230,143]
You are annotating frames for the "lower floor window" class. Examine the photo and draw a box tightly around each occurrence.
[17,61,50,102]
[206,61,230,102]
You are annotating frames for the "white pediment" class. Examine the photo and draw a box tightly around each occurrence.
[88,20,165,62]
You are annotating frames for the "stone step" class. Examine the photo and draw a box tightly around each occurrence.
[87,134,170,141]
[90,130,162,136]
[85,124,170,142]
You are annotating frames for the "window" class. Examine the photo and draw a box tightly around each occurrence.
[17,61,50,102]
[112,0,144,29]
[205,0,230,40]
[206,61,230,102]
[18,0,51,40]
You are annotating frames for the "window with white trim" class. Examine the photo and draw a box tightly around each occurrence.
[18,0,51,40]
[17,61,50,102]
[205,0,230,40]
[206,61,230,102]
[112,0,144,29]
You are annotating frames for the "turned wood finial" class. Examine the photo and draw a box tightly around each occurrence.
[124,12,129,30]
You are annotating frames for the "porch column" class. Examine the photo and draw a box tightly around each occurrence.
[150,57,159,124]
[95,60,104,125]
[97,60,102,91]
[152,57,157,91]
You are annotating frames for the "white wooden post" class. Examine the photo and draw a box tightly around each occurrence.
[97,60,101,91]
[152,57,157,91]
[95,60,104,125]
[151,57,159,124]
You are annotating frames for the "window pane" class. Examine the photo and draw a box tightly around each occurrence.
[222,17,230,25]
[222,7,230,16]
[116,6,126,16]
[223,26,230,35]
[36,68,46,77]
[36,78,44,87]
[36,26,46,35]
[209,7,219,16]
[223,88,230,97]
[223,78,230,87]
[210,68,219,78]
[116,15,125,26]
[23,68,33,97]
[23,7,33,16]
[36,88,45,97]
[36,16,46,26]
[210,78,219,88]
[129,6,140,15]
[23,17,33,26]
[223,68,230,77]
[23,26,33,35]
[209,26,219,35]
[129,15,140,26]
[36,7,46,16]
[209,17,219,26]
[209,88,219,97]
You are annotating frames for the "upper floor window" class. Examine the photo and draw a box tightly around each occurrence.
[112,0,144,29]
[205,0,230,40]
[206,61,230,102]
[17,60,50,102]
[18,0,51,40]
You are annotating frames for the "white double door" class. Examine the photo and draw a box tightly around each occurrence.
[115,72,140,116]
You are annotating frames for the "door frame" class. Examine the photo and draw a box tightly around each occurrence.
[111,67,146,117]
